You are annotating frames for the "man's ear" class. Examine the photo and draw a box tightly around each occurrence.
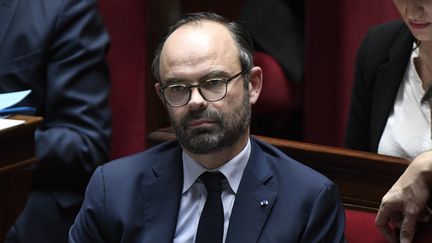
[248,66,263,105]
[154,83,166,105]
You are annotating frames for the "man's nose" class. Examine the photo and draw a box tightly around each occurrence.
[188,87,207,109]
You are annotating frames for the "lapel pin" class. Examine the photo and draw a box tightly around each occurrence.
[260,200,269,207]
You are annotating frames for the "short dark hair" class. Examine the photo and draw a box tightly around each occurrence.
[151,12,254,84]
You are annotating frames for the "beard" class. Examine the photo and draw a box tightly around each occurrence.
[169,92,251,154]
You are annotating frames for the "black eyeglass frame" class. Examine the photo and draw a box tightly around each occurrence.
[159,70,246,107]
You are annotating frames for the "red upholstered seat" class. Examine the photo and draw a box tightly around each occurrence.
[345,209,387,243]
[415,221,432,242]
[251,51,302,139]
[345,209,432,243]
[252,51,300,115]
[99,0,148,159]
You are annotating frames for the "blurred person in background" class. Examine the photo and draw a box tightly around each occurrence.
[346,0,432,242]
[1,0,111,242]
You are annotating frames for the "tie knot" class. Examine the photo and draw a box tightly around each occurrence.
[200,171,222,193]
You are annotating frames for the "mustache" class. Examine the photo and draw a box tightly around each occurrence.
[180,109,222,127]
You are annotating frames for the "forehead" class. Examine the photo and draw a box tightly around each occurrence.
[159,21,240,79]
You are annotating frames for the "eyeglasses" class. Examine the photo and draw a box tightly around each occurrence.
[160,70,245,107]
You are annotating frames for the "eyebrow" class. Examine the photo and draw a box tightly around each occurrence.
[162,70,231,86]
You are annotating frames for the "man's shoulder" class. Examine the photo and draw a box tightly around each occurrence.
[250,138,339,214]
[251,138,331,186]
[101,140,181,176]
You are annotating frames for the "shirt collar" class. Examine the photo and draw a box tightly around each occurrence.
[410,44,432,103]
[182,138,251,194]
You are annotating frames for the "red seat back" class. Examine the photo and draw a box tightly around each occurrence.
[99,0,148,159]
[345,209,387,243]
[253,51,300,115]
[345,209,432,242]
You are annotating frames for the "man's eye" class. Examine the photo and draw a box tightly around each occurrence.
[167,85,187,93]
[202,79,223,89]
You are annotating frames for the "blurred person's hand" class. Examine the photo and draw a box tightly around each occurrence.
[376,150,432,243]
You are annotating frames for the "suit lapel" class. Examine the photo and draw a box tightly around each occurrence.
[140,147,183,243]
[226,139,277,243]
[0,0,19,47]
[371,26,414,151]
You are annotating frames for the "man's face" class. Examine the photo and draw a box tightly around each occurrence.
[156,21,251,154]
[169,86,250,154]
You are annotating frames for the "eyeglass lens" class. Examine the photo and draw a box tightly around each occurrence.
[164,79,227,106]
[162,70,244,107]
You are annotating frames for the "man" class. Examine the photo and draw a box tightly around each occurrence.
[69,12,345,243]
[1,0,111,242]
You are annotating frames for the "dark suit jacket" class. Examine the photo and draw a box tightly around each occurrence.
[0,0,111,200]
[345,20,415,152]
[70,138,346,243]
[2,1,110,242]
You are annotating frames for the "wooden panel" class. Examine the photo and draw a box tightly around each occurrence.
[147,127,410,211]
[0,115,42,241]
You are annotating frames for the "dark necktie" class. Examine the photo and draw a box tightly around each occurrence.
[195,171,224,243]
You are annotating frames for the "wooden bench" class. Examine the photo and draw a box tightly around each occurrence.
[0,115,42,241]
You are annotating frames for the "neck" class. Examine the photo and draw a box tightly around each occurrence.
[186,130,250,169]
[417,42,432,89]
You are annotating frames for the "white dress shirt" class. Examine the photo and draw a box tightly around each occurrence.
[378,46,432,160]
[173,139,251,243]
